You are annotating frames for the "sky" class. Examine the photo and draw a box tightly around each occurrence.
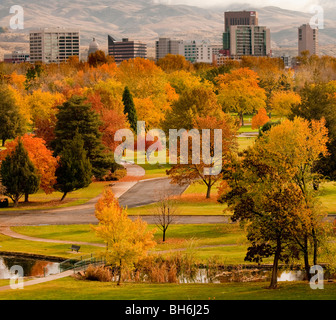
[157,0,333,12]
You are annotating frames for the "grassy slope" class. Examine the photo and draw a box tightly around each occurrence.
[0,278,335,300]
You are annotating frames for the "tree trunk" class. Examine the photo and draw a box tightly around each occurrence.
[61,192,67,201]
[13,197,19,207]
[117,260,122,286]
[303,251,311,282]
[312,228,318,266]
[240,113,244,127]
[162,229,166,242]
[206,184,212,199]
[24,192,29,203]
[2,139,5,147]
[303,235,311,281]
[269,238,281,289]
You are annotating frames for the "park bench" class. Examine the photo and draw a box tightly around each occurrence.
[70,245,80,253]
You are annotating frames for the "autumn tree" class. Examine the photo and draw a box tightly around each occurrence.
[92,189,156,285]
[219,117,329,287]
[291,81,336,180]
[217,68,267,126]
[269,91,301,118]
[163,86,223,132]
[0,134,59,201]
[87,50,114,68]
[251,107,270,130]
[0,139,40,207]
[54,132,92,201]
[156,54,193,73]
[167,115,238,199]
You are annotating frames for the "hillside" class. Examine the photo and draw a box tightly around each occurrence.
[0,0,335,59]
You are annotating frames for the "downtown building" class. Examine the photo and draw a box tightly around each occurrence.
[4,51,30,63]
[156,37,222,64]
[298,24,318,56]
[108,36,147,63]
[222,11,271,58]
[155,38,184,61]
[29,28,80,64]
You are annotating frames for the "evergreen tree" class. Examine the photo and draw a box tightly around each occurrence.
[54,133,92,201]
[0,139,40,206]
[0,85,25,146]
[52,96,113,180]
[122,87,138,132]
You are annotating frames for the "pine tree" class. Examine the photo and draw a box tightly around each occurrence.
[54,132,92,201]
[0,139,40,206]
[122,87,138,132]
[52,96,113,180]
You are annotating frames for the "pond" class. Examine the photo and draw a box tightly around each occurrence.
[0,255,61,279]
[178,268,306,284]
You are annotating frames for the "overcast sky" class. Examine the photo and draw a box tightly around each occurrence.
[161,0,333,12]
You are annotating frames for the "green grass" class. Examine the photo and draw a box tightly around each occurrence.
[9,224,251,264]
[238,137,256,151]
[238,125,259,133]
[0,234,105,260]
[1,181,111,211]
[0,277,335,300]
[319,182,336,215]
[128,182,225,216]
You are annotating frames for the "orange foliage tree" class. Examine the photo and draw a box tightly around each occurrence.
[0,134,59,199]
[251,107,270,130]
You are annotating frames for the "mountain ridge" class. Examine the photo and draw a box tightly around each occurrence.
[0,0,335,58]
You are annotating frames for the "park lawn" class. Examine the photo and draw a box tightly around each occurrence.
[9,224,259,265]
[238,137,256,151]
[319,182,336,215]
[138,163,172,180]
[1,181,111,211]
[12,224,247,257]
[0,277,335,300]
[0,234,105,260]
[128,181,227,216]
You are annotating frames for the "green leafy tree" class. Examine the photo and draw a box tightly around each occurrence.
[54,133,92,201]
[52,96,113,180]
[0,139,40,206]
[0,85,25,146]
[122,87,138,132]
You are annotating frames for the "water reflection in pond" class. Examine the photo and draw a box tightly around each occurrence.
[0,255,60,279]
[179,268,306,284]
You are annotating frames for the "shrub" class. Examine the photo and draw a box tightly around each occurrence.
[82,265,112,282]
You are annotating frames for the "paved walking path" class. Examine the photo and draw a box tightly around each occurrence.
[0,270,74,292]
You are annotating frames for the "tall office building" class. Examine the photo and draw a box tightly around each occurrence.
[224,11,259,32]
[223,11,271,58]
[29,28,80,64]
[179,40,214,64]
[108,36,147,63]
[155,38,184,61]
[228,25,271,57]
[298,24,318,56]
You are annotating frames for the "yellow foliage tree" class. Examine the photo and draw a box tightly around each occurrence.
[217,68,267,126]
[92,190,156,285]
[269,91,302,118]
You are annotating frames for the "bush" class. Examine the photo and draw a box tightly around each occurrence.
[82,265,112,282]
[103,168,127,181]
